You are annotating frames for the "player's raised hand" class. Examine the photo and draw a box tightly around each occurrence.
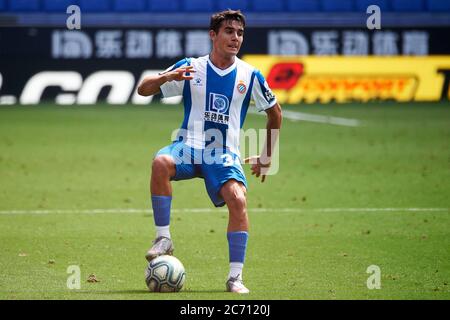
[138,66,196,96]
[167,66,196,82]
[243,155,271,183]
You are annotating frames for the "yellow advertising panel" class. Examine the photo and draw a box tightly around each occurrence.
[243,55,450,103]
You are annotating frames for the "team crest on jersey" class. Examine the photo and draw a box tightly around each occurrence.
[236,81,247,94]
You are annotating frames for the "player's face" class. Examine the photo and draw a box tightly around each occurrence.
[211,20,244,58]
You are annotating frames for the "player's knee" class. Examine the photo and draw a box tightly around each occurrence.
[224,188,247,211]
[152,155,175,177]
[234,193,247,211]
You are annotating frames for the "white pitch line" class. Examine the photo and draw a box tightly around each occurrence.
[248,109,361,127]
[0,208,447,215]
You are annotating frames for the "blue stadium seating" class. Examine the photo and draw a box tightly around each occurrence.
[2,0,450,14]
[287,0,321,12]
[322,0,355,12]
[251,0,284,12]
[79,0,111,12]
[113,0,146,12]
[183,0,215,12]
[427,0,450,12]
[147,0,180,12]
[355,0,391,11]
[217,0,249,12]
[391,0,425,12]
[43,0,79,12]
[8,0,41,11]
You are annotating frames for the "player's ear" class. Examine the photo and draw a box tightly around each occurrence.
[209,29,216,41]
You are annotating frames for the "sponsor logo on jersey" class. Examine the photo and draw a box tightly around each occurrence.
[205,92,230,124]
[204,111,229,124]
[208,92,230,114]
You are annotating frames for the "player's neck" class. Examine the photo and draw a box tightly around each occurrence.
[209,52,236,70]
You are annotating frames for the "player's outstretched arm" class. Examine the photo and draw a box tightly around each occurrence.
[244,103,282,183]
[137,66,195,96]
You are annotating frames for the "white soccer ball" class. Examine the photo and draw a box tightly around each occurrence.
[145,255,186,292]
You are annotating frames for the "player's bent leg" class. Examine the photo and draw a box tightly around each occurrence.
[220,179,248,232]
[150,155,176,195]
[220,180,250,294]
[146,155,176,262]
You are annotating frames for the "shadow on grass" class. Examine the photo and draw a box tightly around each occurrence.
[72,289,227,295]
[71,289,149,295]
[178,289,228,294]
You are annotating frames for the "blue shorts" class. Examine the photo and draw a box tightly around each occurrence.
[156,142,247,207]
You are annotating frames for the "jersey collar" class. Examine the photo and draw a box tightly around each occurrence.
[207,55,237,77]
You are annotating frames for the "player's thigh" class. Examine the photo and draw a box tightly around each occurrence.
[155,142,197,180]
[201,152,248,206]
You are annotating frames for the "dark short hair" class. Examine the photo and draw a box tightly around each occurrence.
[209,9,246,34]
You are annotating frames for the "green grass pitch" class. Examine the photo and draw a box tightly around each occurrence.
[0,102,449,300]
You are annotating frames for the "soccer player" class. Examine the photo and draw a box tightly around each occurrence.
[137,10,282,293]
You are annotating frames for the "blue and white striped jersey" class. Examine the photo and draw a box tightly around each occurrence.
[160,55,277,155]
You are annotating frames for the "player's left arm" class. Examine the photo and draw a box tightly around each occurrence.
[244,102,282,182]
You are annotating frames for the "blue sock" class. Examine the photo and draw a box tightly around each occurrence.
[151,195,172,227]
[227,231,249,263]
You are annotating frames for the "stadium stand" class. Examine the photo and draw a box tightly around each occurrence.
[251,0,284,12]
[391,0,425,12]
[355,0,391,11]
[78,0,112,12]
[321,0,355,12]
[183,0,215,12]
[3,0,450,13]
[8,0,41,12]
[43,0,79,12]
[427,0,450,12]
[217,0,249,12]
[113,0,147,12]
[147,0,180,12]
[1,0,449,28]
[286,0,321,12]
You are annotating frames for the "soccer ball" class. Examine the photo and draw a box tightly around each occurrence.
[145,255,186,292]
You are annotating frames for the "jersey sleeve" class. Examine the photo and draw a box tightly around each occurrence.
[251,69,277,112]
[159,58,191,98]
